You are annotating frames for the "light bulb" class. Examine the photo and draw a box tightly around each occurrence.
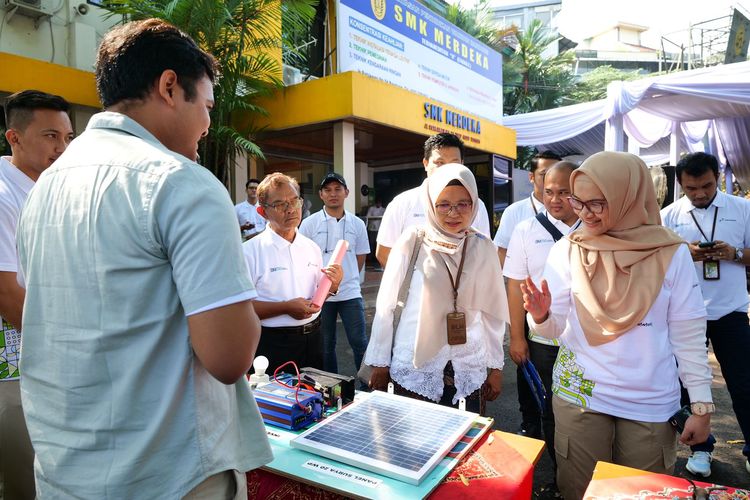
[253,355,269,376]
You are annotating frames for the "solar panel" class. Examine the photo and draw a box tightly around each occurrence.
[290,391,477,485]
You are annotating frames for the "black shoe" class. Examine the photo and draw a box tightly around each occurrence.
[516,423,542,439]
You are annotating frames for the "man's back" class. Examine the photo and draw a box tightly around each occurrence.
[17,113,272,498]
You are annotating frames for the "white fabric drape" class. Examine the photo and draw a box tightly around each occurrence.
[505,60,750,186]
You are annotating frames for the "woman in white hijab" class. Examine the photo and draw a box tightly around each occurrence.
[363,164,510,414]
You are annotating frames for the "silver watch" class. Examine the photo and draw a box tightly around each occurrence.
[690,402,716,416]
[734,247,744,263]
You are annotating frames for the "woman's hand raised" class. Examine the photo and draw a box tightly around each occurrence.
[520,277,551,324]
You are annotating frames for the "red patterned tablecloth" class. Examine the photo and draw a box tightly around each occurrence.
[246,430,543,499]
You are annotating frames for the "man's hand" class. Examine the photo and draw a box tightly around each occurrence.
[322,263,343,293]
[482,368,503,401]
[705,240,735,262]
[680,414,711,446]
[521,277,551,324]
[369,366,390,391]
[285,297,320,320]
[509,337,530,366]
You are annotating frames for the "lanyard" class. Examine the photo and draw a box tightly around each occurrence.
[529,195,539,215]
[689,206,718,242]
[440,239,469,312]
[322,210,346,254]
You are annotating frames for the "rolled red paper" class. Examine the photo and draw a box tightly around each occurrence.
[311,239,349,307]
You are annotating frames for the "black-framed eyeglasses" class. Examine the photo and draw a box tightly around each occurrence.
[434,201,473,215]
[264,197,304,213]
[567,196,607,215]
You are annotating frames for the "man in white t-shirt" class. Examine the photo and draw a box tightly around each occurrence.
[299,172,370,374]
[494,150,563,266]
[235,178,265,240]
[494,150,562,439]
[0,90,73,499]
[503,162,579,474]
[661,152,750,477]
[375,133,491,267]
[244,173,343,373]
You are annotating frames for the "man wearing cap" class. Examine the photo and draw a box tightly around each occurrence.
[243,173,343,373]
[300,173,370,374]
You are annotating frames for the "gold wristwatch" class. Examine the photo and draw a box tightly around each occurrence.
[691,402,716,416]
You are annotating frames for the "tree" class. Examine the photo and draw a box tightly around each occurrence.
[567,65,642,104]
[105,0,316,185]
[502,19,575,116]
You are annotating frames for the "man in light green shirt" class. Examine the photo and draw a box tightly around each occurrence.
[16,19,271,499]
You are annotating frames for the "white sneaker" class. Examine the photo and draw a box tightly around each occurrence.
[686,451,712,477]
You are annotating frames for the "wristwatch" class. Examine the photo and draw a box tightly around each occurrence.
[734,247,744,263]
[691,402,716,416]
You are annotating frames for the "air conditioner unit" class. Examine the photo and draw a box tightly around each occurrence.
[3,0,52,26]
[282,64,304,86]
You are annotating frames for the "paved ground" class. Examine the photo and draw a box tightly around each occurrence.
[329,265,750,497]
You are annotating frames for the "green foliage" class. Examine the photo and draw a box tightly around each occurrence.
[0,128,8,156]
[566,65,642,104]
[503,19,575,116]
[104,0,316,185]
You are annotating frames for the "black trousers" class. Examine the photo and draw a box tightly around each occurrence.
[517,341,559,464]
[255,323,324,374]
[706,311,750,457]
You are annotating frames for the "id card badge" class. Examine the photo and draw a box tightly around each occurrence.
[447,312,467,345]
[703,260,720,280]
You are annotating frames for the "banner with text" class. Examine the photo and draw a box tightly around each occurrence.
[337,0,503,123]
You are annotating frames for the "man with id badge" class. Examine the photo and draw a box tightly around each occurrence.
[299,172,370,374]
[662,152,750,475]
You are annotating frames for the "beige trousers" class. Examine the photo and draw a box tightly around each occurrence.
[183,470,247,500]
[0,380,35,500]
[553,396,677,500]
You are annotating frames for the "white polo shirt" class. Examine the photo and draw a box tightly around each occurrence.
[377,181,491,248]
[0,156,33,382]
[243,228,323,327]
[235,200,266,238]
[299,209,370,302]
[493,194,543,249]
[661,190,750,320]
[503,211,579,346]
[533,240,708,421]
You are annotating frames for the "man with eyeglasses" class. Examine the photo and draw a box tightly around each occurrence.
[375,133,491,268]
[494,149,562,440]
[661,152,750,478]
[243,173,343,373]
[299,173,370,375]
[503,162,579,484]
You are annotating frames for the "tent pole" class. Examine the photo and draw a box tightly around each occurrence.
[605,114,624,151]
[670,122,683,201]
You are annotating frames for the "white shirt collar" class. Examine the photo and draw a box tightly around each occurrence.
[0,156,35,194]
[684,190,726,212]
[265,226,298,249]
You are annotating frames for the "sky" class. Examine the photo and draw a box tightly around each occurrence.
[457,0,743,48]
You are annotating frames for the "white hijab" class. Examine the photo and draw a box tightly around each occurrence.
[411,164,510,367]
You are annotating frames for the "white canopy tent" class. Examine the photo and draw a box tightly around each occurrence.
[502,61,750,188]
